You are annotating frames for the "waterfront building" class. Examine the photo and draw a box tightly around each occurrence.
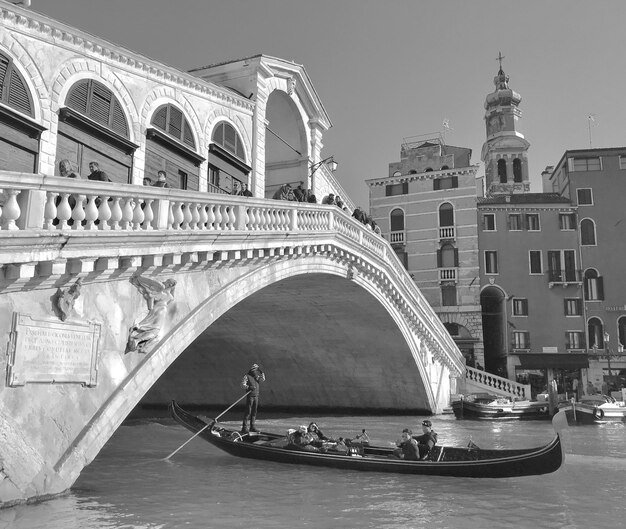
[366,136,483,368]
[371,58,626,398]
[547,148,626,393]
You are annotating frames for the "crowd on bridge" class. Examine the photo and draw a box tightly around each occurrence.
[53,160,382,235]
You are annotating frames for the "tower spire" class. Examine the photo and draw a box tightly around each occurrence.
[496,51,505,72]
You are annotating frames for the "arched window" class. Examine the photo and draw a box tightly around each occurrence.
[439,203,454,227]
[408,169,417,174]
[513,158,522,182]
[498,159,507,183]
[0,52,43,173]
[439,243,457,268]
[580,218,596,246]
[57,79,135,183]
[393,171,402,176]
[584,268,604,301]
[588,317,604,349]
[425,167,433,172]
[0,52,34,117]
[208,121,251,194]
[390,208,404,232]
[441,165,449,170]
[212,122,244,160]
[151,104,195,149]
[145,104,203,189]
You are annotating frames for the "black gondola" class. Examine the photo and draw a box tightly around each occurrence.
[169,401,565,478]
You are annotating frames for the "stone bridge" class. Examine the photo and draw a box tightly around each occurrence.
[0,173,464,505]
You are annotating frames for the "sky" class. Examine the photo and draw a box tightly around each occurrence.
[31,0,626,208]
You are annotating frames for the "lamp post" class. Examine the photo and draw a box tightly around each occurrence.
[309,156,337,196]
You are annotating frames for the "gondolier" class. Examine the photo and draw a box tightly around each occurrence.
[241,363,265,434]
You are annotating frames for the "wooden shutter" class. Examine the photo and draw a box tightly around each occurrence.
[0,54,9,92]
[111,99,129,137]
[67,80,89,115]
[454,248,459,267]
[183,120,195,149]
[436,249,442,268]
[597,277,604,300]
[452,176,458,188]
[152,106,168,131]
[433,179,441,191]
[402,181,409,194]
[168,106,183,140]
[90,82,112,127]
[8,70,32,116]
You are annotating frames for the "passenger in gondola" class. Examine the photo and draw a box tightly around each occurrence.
[288,425,320,452]
[307,422,330,443]
[412,419,438,460]
[393,428,420,460]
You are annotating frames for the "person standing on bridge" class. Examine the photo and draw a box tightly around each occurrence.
[241,363,265,434]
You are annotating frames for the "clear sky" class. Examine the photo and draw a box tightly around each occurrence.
[31,0,626,208]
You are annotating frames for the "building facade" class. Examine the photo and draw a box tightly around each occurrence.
[371,60,626,398]
[0,2,351,205]
[367,136,483,368]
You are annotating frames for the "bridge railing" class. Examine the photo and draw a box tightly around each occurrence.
[0,171,463,373]
[0,172,338,233]
[464,366,532,400]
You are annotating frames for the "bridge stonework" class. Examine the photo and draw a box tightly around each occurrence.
[0,175,464,506]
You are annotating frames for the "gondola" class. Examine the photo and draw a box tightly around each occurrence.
[452,393,551,421]
[169,401,565,478]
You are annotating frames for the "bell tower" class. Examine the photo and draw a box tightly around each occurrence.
[481,53,530,196]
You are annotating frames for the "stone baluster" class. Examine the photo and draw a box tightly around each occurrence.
[132,198,145,230]
[249,207,258,230]
[189,203,200,230]
[120,198,134,230]
[43,191,58,230]
[109,196,122,230]
[0,189,21,230]
[181,202,192,230]
[142,199,154,230]
[57,193,72,230]
[206,204,215,230]
[84,195,99,230]
[71,194,86,230]
[244,207,250,230]
[213,204,222,230]
[197,204,208,230]
[167,202,174,230]
[171,201,184,230]
[228,205,236,230]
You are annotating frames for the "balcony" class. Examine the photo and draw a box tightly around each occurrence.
[547,269,582,288]
[439,226,455,241]
[438,267,457,283]
[390,230,405,246]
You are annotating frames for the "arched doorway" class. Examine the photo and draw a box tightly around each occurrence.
[264,90,307,198]
[480,286,507,375]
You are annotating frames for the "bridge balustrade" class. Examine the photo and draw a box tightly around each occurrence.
[0,170,462,375]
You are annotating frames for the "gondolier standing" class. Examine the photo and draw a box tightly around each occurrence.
[241,363,265,434]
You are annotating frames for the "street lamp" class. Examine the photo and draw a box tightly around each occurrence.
[309,156,338,176]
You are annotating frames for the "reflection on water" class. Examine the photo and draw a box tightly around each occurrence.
[2,414,625,529]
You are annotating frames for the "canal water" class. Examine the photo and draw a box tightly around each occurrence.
[1,412,625,529]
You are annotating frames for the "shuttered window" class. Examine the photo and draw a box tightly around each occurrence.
[151,104,196,149]
[0,52,34,117]
[65,79,129,137]
[212,122,245,161]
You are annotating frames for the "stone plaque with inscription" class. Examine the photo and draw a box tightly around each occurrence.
[6,313,101,387]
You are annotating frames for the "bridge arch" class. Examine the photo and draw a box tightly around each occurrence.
[55,251,442,486]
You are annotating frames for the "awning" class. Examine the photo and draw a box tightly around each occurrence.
[516,353,589,370]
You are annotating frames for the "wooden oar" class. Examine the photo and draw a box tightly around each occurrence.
[163,392,250,461]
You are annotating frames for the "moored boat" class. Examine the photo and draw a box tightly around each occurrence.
[452,393,551,420]
[169,400,565,478]
[558,394,626,424]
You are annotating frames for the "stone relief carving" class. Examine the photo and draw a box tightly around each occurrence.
[53,278,83,321]
[126,275,177,354]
